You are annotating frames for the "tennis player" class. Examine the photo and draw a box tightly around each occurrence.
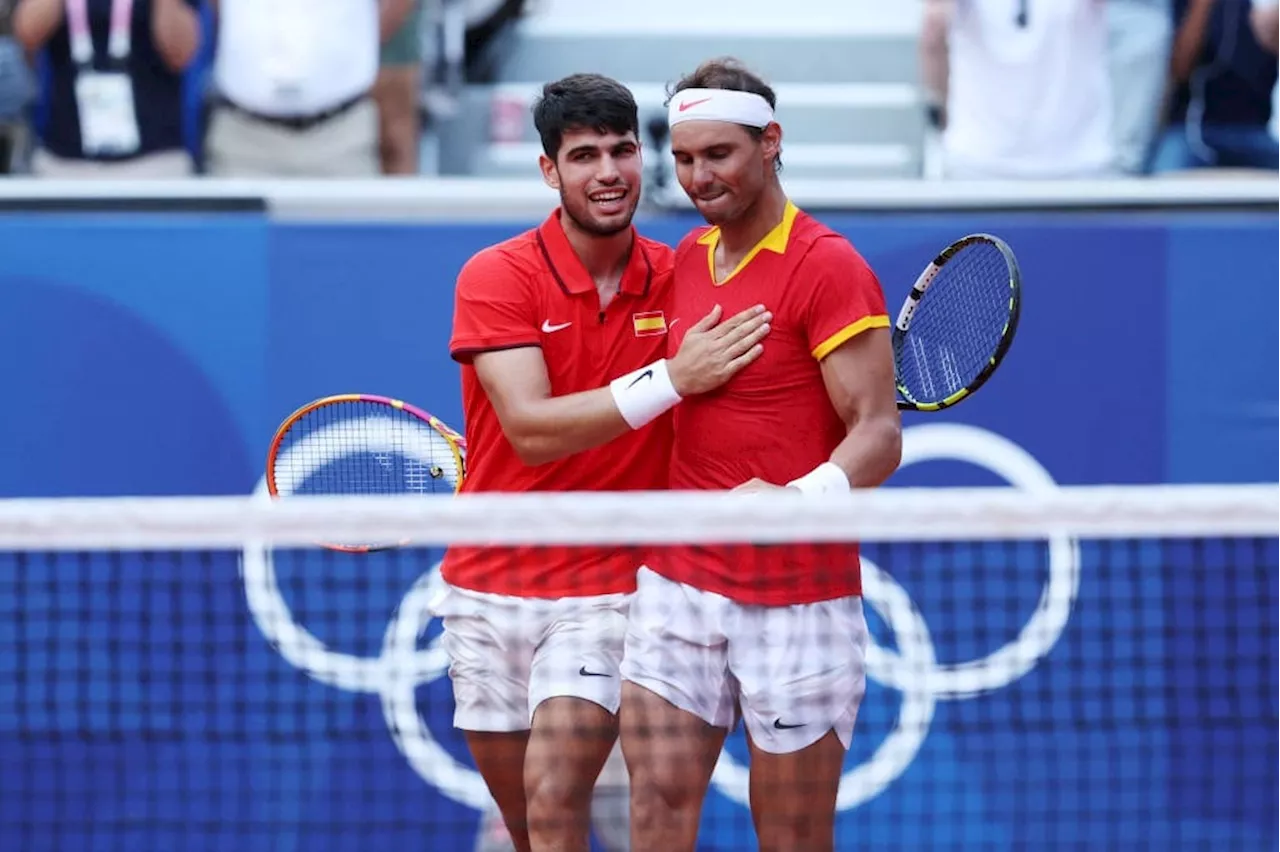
[438,72,772,852]
[618,58,903,852]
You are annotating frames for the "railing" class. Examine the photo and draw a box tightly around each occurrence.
[0,175,1273,220]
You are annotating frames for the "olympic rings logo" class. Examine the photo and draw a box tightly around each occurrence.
[239,422,1081,812]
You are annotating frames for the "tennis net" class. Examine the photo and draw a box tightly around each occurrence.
[0,484,1276,852]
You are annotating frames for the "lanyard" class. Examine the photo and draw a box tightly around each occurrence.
[66,0,134,66]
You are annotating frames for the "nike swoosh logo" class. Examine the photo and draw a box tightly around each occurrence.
[678,97,712,112]
[542,320,573,333]
[773,719,804,730]
[627,369,653,388]
[579,666,611,678]
[668,318,681,329]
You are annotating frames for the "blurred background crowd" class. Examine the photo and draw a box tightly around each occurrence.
[0,0,1273,182]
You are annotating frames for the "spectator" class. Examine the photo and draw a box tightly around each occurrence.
[0,0,36,173]
[920,0,1116,179]
[373,0,424,175]
[1150,0,1278,172]
[203,0,414,178]
[1109,0,1175,174]
[13,0,201,178]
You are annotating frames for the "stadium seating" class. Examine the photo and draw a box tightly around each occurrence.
[433,0,929,181]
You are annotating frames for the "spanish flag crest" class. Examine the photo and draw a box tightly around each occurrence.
[632,311,667,338]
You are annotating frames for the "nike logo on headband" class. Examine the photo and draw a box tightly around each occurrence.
[678,97,712,112]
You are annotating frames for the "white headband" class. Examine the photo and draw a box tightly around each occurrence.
[667,88,775,129]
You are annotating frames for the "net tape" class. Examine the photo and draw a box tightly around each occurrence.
[0,484,1274,550]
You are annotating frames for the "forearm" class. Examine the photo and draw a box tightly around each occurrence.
[920,1,951,119]
[472,303,766,468]
[504,387,633,466]
[13,0,65,53]
[152,0,200,72]
[784,415,901,497]
[1253,4,1279,55]
[1170,2,1216,82]
[920,38,949,111]
[829,414,902,489]
[503,361,680,467]
[379,0,414,44]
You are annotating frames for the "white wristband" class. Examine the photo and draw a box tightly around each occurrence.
[610,359,683,429]
[786,462,850,497]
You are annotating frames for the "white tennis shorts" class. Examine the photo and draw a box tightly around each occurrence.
[620,567,868,754]
[430,583,631,732]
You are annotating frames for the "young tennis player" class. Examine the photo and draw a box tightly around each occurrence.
[439,72,771,852]
[618,57,903,852]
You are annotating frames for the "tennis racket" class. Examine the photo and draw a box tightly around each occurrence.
[893,234,1021,412]
[265,393,466,552]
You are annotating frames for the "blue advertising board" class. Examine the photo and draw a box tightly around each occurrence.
[0,207,1275,850]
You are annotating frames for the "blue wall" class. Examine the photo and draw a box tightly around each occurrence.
[0,208,1275,851]
[1,209,1274,499]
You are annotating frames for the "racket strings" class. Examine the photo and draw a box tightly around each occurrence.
[273,400,463,498]
[897,243,1013,400]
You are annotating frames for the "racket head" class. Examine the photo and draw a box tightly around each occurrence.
[892,234,1021,412]
[265,393,466,552]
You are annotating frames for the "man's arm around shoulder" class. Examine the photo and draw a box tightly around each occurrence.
[472,345,641,467]
[471,304,772,467]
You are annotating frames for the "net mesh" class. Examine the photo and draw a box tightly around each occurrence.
[0,485,1275,852]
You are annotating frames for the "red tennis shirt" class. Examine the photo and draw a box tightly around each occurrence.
[444,210,675,598]
[649,202,890,605]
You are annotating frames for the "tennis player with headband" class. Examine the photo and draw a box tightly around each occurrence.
[439,72,772,852]
[618,58,903,852]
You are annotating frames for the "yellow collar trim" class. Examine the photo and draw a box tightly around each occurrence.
[698,201,799,285]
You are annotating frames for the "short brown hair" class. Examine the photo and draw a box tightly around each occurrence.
[666,57,782,171]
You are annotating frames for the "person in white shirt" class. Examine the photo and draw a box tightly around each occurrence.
[1108,0,1174,174]
[205,0,413,177]
[13,0,201,177]
[920,0,1117,179]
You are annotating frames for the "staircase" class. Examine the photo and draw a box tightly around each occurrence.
[432,0,927,185]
